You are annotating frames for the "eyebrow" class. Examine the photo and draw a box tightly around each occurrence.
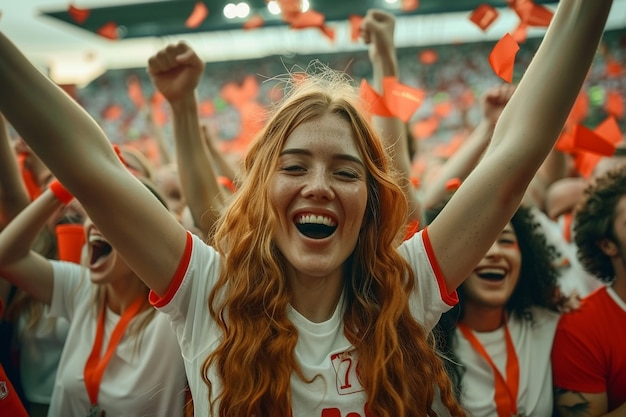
[280,148,365,167]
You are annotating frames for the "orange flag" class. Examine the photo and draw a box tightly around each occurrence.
[489,33,519,82]
[382,77,425,123]
[595,116,623,146]
[68,4,90,24]
[469,4,499,31]
[359,79,393,117]
[571,124,617,156]
[186,2,209,29]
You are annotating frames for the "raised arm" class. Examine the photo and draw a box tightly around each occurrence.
[148,42,228,236]
[361,9,422,225]
[0,33,187,296]
[422,84,515,210]
[0,186,67,305]
[0,114,29,229]
[0,114,31,313]
[427,0,613,292]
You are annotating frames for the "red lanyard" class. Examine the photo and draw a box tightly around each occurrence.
[457,318,520,417]
[83,296,144,406]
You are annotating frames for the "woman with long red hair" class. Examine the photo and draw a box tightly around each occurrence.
[0,0,613,415]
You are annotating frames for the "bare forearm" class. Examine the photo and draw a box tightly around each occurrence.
[423,120,493,209]
[171,96,225,234]
[0,33,119,195]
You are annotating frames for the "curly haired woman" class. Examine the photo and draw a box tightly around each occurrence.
[433,204,562,416]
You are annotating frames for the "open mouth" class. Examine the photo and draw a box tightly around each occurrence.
[295,214,337,239]
[88,235,112,267]
[475,268,506,281]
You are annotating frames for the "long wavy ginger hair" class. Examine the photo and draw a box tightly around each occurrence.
[203,70,463,417]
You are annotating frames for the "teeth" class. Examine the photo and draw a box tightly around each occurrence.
[88,235,107,244]
[475,267,506,275]
[297,214,336,227]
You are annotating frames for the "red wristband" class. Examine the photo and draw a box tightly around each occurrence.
[49,180,74,205]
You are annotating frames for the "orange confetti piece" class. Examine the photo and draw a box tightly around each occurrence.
[433,101,453,118]
[606,59,623,77]
[412,117,440,141]
[382,77,425,123]
[290,10,325,29]
[349,15,364,42]
[359,79,393,118]
[243,14,264,30]
[510,22,528,43]
[508,0,553,26]
[571,124,617,156]
[199,100,215,117]
[68,4,90,24]
[97,22,118,40]
[574,152,603,178]
[185,2,209,29]
[401,0,420,12]
[419,49,438,65]
[151,92,167,126]
[565,91,589,129]
[555,130,575,153]
[469,4,499,31]
[605,90,624,119]
[319,25,336,42]
[594,116,623,146]
[127,76,145,109]
[489,33,519,83]
[102,104,123,120]
[278,0,301,23]
[525,4,553,27]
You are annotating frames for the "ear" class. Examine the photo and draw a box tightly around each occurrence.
[598,238,619,257]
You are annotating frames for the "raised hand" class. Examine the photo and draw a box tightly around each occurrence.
[147,42,205,104]
[360,9,396,70]
[481,84,516,126]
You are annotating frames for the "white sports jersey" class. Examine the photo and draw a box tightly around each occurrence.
[454,306,559,417]
[47,261,187,417]
[153,229,457,417]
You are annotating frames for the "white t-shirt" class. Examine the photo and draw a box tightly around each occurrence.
[454,306,560,417]
[47,261,187,417]
[16,306,69,404]
[153,229,458,417]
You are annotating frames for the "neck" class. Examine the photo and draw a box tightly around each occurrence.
[288,270,343,323]
[104,277,147,315]
[461,303,505,332]
[612,270,626,303]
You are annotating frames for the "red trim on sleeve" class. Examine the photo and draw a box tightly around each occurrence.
[422,227,458,306]
[149,231,193,308]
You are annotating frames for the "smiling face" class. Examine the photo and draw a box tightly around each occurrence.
[269,112,368,285]
[462,223,522,310]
